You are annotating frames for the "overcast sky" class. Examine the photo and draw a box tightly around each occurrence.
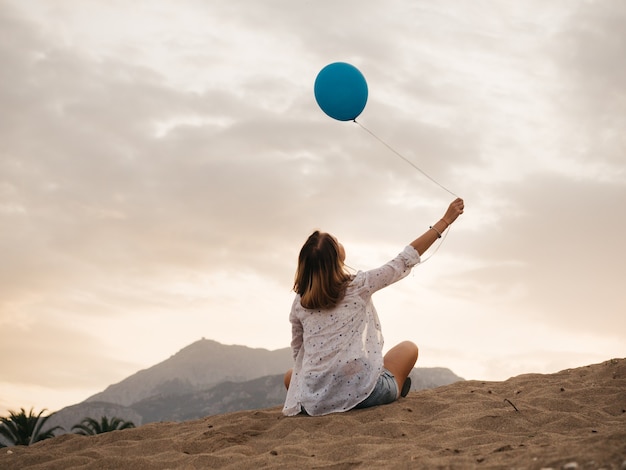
[1,0,624,415]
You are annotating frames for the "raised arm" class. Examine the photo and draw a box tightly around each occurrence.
[410,198,465,255]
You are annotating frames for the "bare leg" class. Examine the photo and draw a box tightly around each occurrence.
[383,341,418,397]
[283,369,293,390]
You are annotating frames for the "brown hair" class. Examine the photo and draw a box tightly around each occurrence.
[294,231,351,310]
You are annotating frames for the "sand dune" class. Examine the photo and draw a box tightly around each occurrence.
[2,358,625,469]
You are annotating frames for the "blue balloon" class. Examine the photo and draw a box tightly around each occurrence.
[314,62,368,121]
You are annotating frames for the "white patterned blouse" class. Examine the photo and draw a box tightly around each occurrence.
[282,245,421,416]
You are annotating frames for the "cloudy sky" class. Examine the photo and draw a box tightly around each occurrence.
[1,0,624,415]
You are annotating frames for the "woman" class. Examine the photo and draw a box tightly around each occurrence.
[283,198,465,416]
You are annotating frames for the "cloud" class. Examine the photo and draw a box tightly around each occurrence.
[548,0,626,172]
[440,178,625,349]
[1,0,624,415]
[0,318,138,388]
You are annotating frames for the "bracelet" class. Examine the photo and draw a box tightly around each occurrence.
[429,225,442,238]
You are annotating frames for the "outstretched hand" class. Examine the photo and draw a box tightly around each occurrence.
[442,198,465,225]
[409,197,464,255]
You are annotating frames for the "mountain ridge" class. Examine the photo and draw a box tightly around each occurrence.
[84,338,293,406]
[46,339,464,433]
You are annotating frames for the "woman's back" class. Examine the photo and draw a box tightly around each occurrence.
[284,246,420,416]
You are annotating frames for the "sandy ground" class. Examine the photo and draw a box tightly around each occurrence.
[2,358,625,469]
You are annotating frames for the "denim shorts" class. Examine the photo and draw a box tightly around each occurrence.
[354,369,398,409]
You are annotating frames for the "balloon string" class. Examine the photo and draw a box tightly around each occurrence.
[354,120,458,198]
[353,119,456,263]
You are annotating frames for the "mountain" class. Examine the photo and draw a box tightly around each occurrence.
[408,366,462,390]
[133,374,287,423]
[46,339,464,432]
[45,402,143,438]
[84,338,294,406]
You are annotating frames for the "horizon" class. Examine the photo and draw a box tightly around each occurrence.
[1,0,624,417]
